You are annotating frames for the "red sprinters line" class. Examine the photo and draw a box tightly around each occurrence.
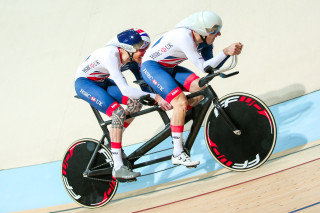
[133,157,320,213]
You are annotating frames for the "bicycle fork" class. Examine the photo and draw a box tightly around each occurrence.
[206,86,241,136]
[212,98,241,135]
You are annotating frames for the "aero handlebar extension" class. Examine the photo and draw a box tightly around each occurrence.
[198,55,239,87]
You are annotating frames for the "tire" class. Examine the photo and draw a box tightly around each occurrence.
[204,93,277,171]
[61,138,118,208]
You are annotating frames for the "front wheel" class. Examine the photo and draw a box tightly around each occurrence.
[204,93,277,171]
[61,138,118,208]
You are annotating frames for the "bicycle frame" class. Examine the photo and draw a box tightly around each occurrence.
[82,84,240,178]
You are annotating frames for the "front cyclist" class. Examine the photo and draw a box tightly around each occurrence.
[141,11,243,167]
[75,28,170,181]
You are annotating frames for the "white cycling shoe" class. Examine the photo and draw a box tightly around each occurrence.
[172,152,200,168]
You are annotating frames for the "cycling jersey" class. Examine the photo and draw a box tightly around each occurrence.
[75,39,155,116]
[141,28,229,103]
[142,28,228,71]
[75,39,155,99]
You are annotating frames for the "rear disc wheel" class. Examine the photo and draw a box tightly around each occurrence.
[61,138,118,208]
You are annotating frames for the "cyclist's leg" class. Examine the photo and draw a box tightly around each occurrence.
[75,78,140,179]
[142,61,184,154]
[173,66,205,108]
[141,61,199,166]
[75,78,122,165]
[122,98,142,132]
[170,93,188,156]
[106,79,142,132]
[109,105,140,179]
[169,94,200,166]
[75,77,121,116]
[189,78,205,92]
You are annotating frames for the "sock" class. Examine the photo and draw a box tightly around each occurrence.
[171,125,184,157]
[111,142,123,171]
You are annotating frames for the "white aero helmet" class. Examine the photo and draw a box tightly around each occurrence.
[175,11,222,36]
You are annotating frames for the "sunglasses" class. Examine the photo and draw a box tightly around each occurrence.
[206,25,221,35]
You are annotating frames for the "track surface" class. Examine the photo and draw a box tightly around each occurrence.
[20,140,320,213]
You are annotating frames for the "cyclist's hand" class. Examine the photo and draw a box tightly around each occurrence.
[223,42,243,56]
[155,94,173,111]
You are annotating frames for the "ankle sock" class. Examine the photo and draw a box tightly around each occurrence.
[171,125,184,157]
[111,142,123,170]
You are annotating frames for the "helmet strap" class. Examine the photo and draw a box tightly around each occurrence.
[127,51,134,62]
[200,35,208,45]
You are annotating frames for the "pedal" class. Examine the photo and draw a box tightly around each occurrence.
[116,177,137,183]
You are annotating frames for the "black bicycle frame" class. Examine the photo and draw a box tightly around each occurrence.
[83,84,239,177]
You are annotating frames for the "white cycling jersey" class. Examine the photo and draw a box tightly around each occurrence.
[142,28,227,71]
[75,37,156,99]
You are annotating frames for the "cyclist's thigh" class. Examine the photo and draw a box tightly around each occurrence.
[75,77,120,117]
[173,66,200,92]
[141,61,182,103]
[104,79,130,105]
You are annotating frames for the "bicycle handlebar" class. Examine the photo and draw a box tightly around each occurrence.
[198,55,239,87]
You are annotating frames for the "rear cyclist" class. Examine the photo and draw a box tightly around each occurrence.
[75,28,170,181]
[141,11,243,167]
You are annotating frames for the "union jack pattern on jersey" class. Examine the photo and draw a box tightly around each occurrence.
[158,56,187,67]
[142,28,204,70]
[87,71,110,82]
[142,28,228,72]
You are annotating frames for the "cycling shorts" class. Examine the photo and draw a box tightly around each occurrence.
[75,77,129,117]
[140,61,199,103]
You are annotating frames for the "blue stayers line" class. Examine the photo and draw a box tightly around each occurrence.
[289,201,320,212]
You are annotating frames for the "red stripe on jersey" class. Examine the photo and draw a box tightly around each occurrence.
[191,30,196,47]
[183,73,200,91]
[165,87,182,103]
[170,125,184,133]
[106,102,120,117]
[111,142,122,149]
[89,72,106,75]
[87,77,106,81]
[117,47,123,64]
[161,58,186,62]
[158,61,177,68]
